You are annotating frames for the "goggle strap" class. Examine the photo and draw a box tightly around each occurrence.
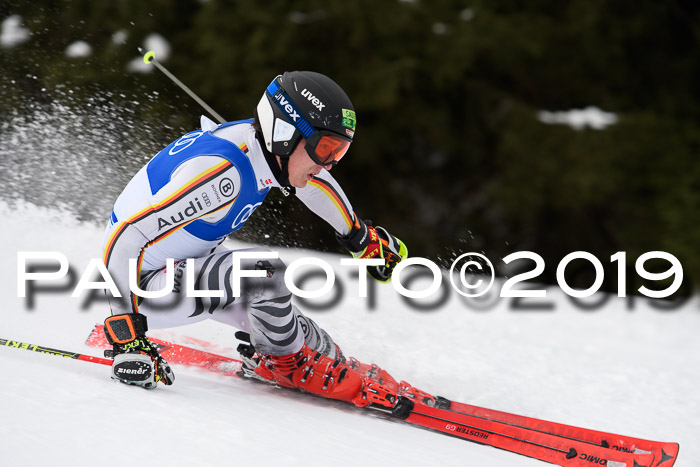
[267,77,315,139]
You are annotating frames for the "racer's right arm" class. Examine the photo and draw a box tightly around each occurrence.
[295,169,407,283]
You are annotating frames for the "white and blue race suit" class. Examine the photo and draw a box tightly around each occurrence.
[102,117,359,356]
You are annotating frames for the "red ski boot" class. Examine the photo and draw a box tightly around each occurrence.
[256,343,365,403]
[235,332,410,414]
[347,357,400,392]
[347,357,448,408]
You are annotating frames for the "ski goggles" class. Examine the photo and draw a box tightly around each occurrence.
[304,132,352,167]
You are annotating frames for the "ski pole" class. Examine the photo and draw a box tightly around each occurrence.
[139,48,227,124]
[0,337,112,366]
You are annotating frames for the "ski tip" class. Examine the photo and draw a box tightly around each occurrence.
[656,443,680,466]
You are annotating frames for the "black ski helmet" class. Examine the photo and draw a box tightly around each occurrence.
[255,71,356,165]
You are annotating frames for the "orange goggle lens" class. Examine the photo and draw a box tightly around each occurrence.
[307,135,351,166]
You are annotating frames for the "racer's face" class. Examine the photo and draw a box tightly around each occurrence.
[285,139,326,188]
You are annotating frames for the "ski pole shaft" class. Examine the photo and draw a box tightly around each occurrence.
[139,48,227,124]
[0,337,112,366]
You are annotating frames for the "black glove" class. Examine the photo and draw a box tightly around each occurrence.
[104,314,174,389]
[337,219,408,283]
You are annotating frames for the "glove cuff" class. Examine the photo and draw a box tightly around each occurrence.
[336,218,371,253]
[104,313,148,345]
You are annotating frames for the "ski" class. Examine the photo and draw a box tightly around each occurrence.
[438,399,678,467]
[400,402,657,467]
[84,325,678,466]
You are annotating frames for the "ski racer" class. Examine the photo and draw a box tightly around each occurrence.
[101,71,408,406]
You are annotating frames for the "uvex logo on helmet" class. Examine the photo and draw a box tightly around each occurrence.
[274,94,301,122]
[301,88,325,111]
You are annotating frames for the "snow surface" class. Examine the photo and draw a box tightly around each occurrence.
[1,201,698,466]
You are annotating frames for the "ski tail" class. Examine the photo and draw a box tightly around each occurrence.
[86,324,242,377]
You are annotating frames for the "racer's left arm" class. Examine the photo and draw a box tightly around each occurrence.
[295,170,407,282]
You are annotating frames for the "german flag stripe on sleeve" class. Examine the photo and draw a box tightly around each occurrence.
[307,177,354,231]
[102,160,233,267]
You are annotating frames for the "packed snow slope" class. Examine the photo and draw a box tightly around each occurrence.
[1,202,698,467]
